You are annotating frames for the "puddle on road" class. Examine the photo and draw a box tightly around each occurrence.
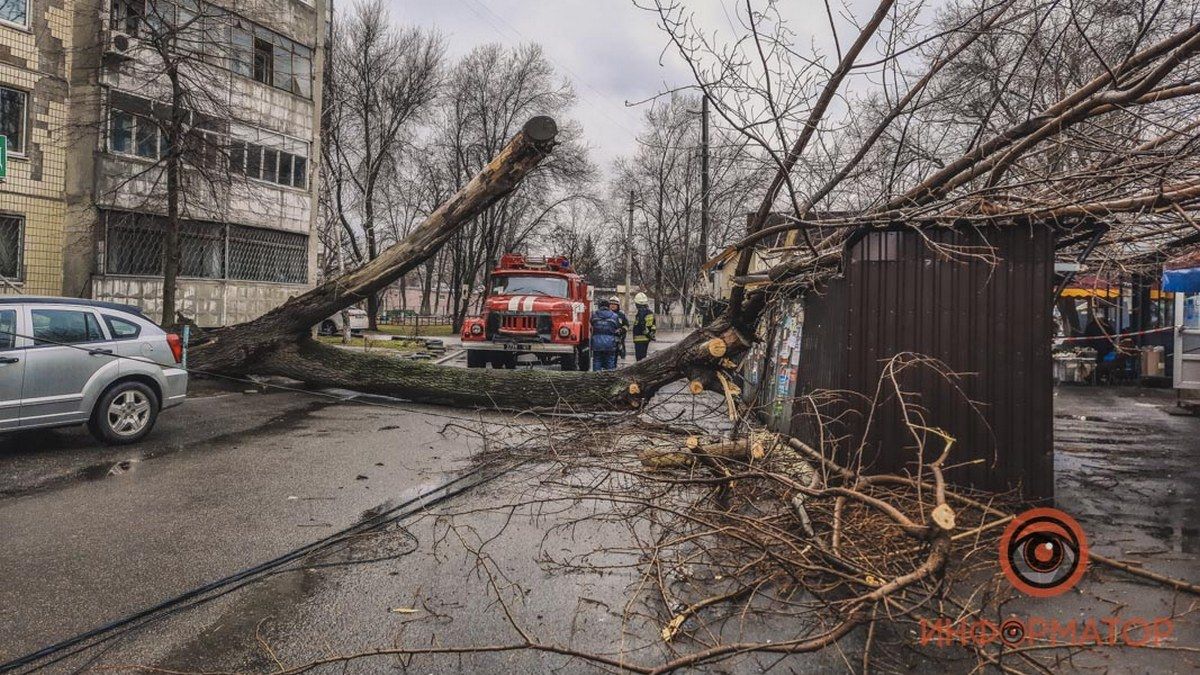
[1142,524,1200,554]
[156,565,321,672]
[79,458,141,480]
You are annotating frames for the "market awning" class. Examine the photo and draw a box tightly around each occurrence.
[1163,266,1200,293]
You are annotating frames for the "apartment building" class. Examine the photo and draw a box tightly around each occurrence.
[0,0,326,325]
[0,0,73,296]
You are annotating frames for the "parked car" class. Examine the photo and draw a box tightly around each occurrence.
[317,308,369,336]
[0,297,188,444]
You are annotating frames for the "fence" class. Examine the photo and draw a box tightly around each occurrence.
[380,313,454,327]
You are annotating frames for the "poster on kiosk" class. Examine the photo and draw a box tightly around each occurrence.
[1164,258,1200,390]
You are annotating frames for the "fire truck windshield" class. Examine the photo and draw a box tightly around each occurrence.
[491,275,568,298]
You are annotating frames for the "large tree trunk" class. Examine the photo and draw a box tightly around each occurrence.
[257,302,759,409]
[189,116,559,373]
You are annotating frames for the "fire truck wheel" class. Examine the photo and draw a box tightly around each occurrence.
[490,353,517,369]
[576,347,591,371]
[466,350,487,368]
[560,351,577,371]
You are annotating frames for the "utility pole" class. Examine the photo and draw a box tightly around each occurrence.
[625,190,634,315]
[700,95,710,266]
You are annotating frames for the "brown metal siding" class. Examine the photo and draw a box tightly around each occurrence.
[788,226,1054,501]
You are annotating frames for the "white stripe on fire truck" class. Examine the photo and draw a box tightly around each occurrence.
[508,296,522,312]
[522,296,536,312]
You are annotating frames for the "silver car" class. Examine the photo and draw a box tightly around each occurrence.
[0,297,188,444]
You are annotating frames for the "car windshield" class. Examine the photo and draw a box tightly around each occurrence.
[491,275,568,298]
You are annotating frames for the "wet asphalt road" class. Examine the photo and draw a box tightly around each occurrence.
[0,386,509,668]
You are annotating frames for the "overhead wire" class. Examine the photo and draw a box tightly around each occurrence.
[0,455,526,673]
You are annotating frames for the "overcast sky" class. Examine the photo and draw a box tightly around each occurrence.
[386,1,877,174]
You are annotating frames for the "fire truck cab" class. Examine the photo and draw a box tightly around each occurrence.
[461,254,593,371]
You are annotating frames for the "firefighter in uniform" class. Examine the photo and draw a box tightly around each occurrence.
[590,301,622,371]
[610,296,629,362]
[632,292,656,361]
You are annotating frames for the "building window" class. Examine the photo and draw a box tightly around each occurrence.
[253,37,273,86]
[104,211,307,284]
[106,212,224,279]
[110,0,144,35]
[231,23,253,76]
[291,155,307,189]
[109,108,164,160]
[135,117,160,158]
[108,100,230,171]
[228,225,308,283]
[1,0,29,27]
[231,21,311,97]
[230,140,308,189]
[0,215,22,281]
[0,86,27,155]
[261,147,277,183]
[109,110,134,154]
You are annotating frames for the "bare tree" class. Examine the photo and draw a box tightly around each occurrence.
[92,0,266,324]
[613,93,763,316]
[430,43,593,330]
[323,0,443,328]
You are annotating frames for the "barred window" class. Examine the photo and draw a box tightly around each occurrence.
[228,225,307,283]
[104,211,307,284]
[0,215,22,281]
[105,212,225,278]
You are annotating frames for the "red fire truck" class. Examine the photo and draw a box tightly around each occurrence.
[461,254,593,371]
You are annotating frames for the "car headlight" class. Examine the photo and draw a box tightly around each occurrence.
[558,326,571,338]
[470,324,483,335]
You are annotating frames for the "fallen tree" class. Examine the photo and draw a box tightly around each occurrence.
[189,116,566,374]
[187,114,759,409]
[253,307,759,409]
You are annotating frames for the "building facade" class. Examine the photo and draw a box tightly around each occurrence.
[0,0,74,296]
[0,0,326,326]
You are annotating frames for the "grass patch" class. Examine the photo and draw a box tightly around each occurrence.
[316,336,425,351]
[374,323,456,337]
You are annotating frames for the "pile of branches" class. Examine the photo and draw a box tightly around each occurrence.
[484,389,1020,672]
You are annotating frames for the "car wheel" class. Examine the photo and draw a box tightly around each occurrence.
[577,347,591,372]
[319,320,337,336]
[466,350,487,368]
[89,381,160,445]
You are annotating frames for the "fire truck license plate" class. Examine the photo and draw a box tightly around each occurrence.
[502,343,533,351]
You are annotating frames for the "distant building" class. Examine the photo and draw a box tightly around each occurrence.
[0,0,327,326]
